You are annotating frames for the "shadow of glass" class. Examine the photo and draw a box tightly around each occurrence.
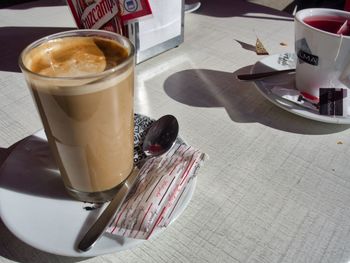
[0,26,75,73]
[0,135,72,200]
[163,67,350,134]
[0,219,87,263]
[194,0,294,21]
[0,147,14,168]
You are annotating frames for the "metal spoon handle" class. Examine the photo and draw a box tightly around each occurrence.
[237,68,295,80]
[78,169,140,252]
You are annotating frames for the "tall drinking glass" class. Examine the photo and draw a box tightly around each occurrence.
[19,30,135,203]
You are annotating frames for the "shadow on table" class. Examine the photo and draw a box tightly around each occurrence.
[0,220,87,263]
[190,0,294,21]
[163,66,350,135]
[0,0,66,9]
[0,26,74,73]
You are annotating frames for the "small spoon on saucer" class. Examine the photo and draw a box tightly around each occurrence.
[237,68,295,80]
[78,115,179,252]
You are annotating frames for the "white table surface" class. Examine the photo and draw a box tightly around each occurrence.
[2,1,350,262]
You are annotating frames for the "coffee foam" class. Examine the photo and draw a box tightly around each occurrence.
[25,37,110,77]
[23,36,132,96]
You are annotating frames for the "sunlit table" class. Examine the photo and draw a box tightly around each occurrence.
[2,1,350,263]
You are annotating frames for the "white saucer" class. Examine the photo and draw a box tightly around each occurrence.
[252,53,350,124]
[0,120,196,257]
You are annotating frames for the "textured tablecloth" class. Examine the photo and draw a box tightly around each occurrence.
[2,1,350,263]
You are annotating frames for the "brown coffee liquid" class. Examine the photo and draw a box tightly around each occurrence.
[23,36,134,194]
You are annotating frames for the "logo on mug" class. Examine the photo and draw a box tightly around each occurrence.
[297,50,319,66]
[295,38,319,66]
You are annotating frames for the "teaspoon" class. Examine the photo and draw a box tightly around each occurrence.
[237,68,295,80]
[78,115,179,252]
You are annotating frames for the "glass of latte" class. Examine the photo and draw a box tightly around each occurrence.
[19,30,135,203]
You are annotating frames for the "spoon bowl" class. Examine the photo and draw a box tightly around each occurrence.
[143,115,179,157]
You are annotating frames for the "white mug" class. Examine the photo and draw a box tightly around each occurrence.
[295,8,350,98]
